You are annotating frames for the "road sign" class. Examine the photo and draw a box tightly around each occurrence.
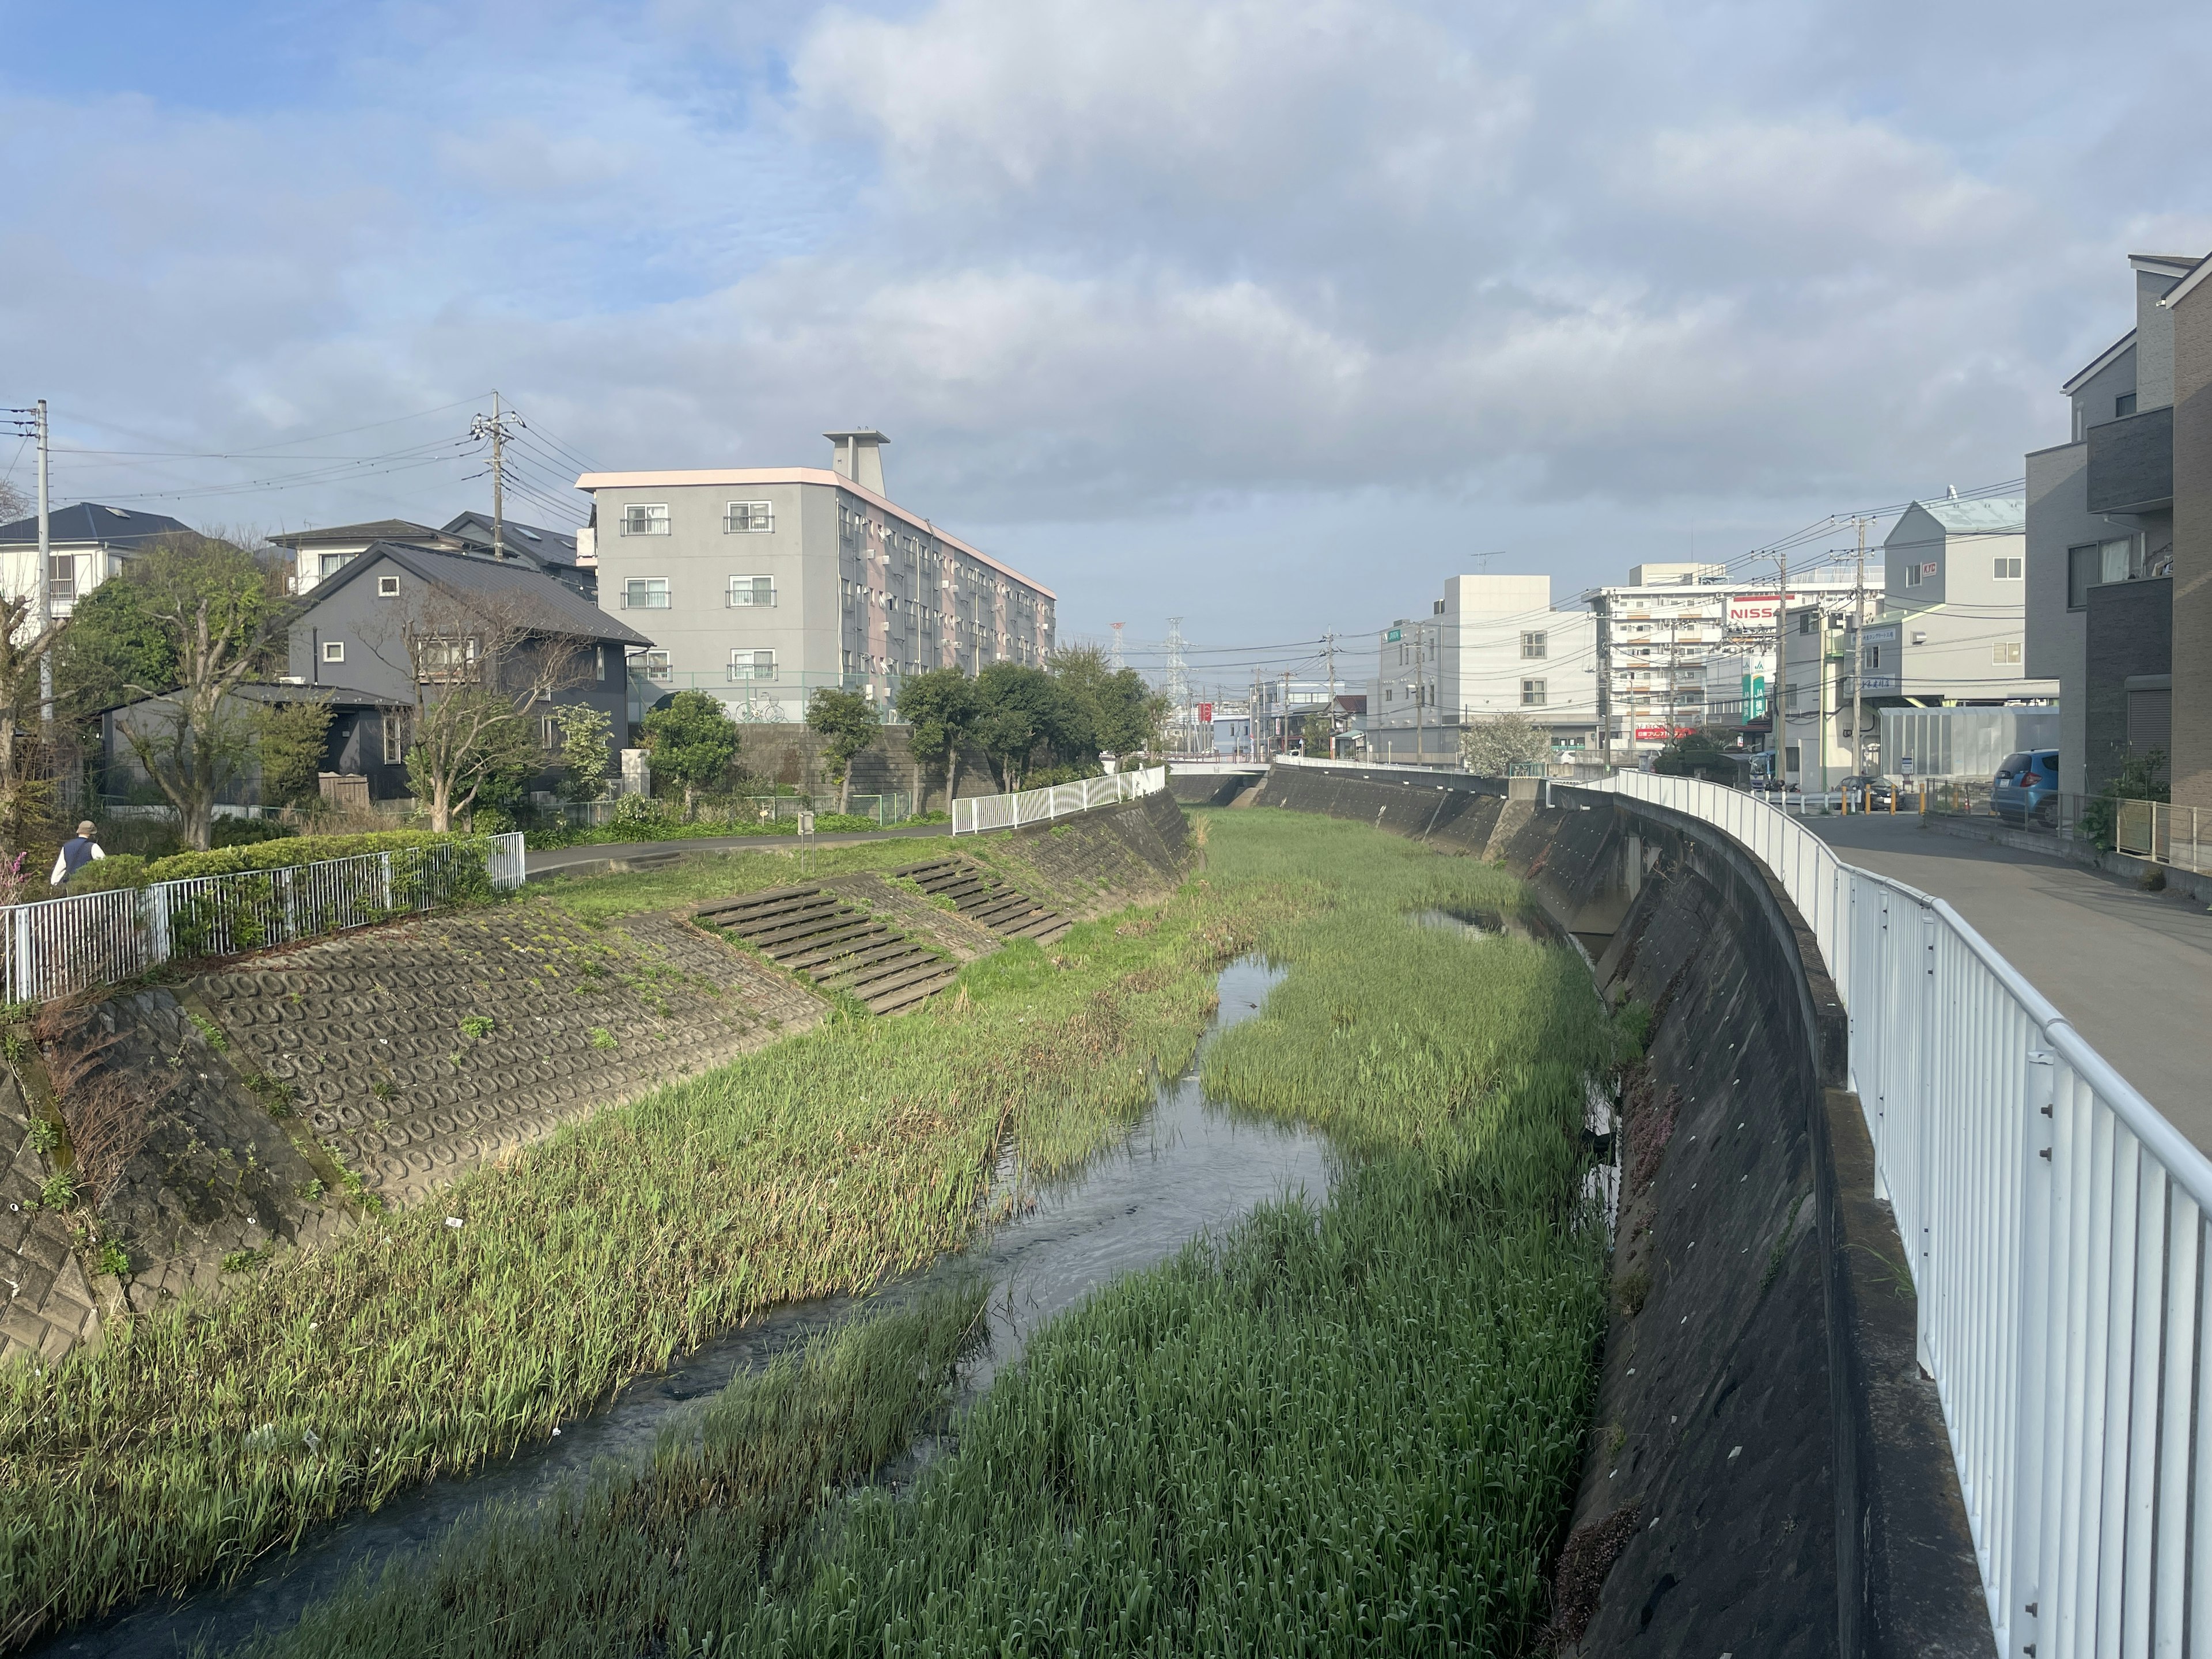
[1385,627,1403,643]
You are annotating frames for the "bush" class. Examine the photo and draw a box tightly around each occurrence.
[612,793,669,832]
[66,855,153,895]
[139,829,489,884]
[211,817,298,849]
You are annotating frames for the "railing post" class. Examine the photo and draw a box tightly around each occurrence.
[10,903,30,1003]
[2006,1047,2058,1659]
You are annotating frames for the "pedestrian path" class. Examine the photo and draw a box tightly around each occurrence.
[1809,815,2212,1154]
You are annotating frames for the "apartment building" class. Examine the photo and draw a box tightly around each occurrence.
[1586,563,1857,766]
[576,430,1055,719]
[1367,574,1599,764]
[2026,253,2203,800]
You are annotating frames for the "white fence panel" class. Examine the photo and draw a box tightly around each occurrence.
[952,767,1166,836]
[1584,771,2212,1657]
[0,832,523,1005]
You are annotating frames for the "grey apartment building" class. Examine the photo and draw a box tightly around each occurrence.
[2025,254,2196,800]
[576,431,1055,719]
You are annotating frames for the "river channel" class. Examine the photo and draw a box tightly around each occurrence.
[50,955,1333,1658]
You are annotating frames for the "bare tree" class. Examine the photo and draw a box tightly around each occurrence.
[372,587,590,831]
[0,593,67,852]
[116,533,286,850]
[0,476,28,525]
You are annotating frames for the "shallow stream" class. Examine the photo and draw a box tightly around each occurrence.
[51,956,1331,1658]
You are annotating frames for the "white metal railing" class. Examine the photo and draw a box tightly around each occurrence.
[2116,799,2212,876]
[2,832,524,1004]
[1588,771,2212,1657]
[951,767,1166,835]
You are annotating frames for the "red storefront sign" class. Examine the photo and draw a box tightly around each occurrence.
[1198,703,1213,722]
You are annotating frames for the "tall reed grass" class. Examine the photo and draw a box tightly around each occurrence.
[212,811,1616,1658]
[0,865,1285,1646]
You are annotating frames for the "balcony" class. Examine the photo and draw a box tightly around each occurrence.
[2086,404,2173,514]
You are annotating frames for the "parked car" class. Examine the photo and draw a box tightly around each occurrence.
[1991,749,2060,825]
[1840,774,1895,812]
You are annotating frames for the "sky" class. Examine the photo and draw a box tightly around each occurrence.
[2,0,2208,698]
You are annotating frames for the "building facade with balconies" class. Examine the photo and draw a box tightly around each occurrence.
[575,430,1055,722]
[2027,253,2200,798]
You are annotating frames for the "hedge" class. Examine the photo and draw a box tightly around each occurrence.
[67,831,493,893]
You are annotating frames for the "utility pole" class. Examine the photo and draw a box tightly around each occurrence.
[471,392,516,559]
[1323,632,1338,759]
[36,399,52,727]
[1281,669,1293,753]
[1772,547,1789,783]
[1851,516,1866,779]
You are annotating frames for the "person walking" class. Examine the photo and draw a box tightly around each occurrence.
[50,820,106,888]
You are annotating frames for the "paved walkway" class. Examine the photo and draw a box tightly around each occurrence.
[524,823,952,878]
[1809,815,2212,1156]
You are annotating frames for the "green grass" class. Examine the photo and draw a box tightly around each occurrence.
[203,812,1616,1659]
[534,839,940,926]
[0,854,1281,1646]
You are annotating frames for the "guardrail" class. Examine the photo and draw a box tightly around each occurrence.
[1587,772,2212,1658]
[2116,798,2212,875]
[2,832,525,1004]
[951,767,1166,835]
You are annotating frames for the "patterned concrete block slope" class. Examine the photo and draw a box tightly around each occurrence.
[891,856,1070,943]
[692,887,960,1014]
[0,1076,101,1366]
[197,903,823,1206]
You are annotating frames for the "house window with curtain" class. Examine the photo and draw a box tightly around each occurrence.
[724,502,774,533]
[417,636,481,683]
[727,576,775,608]
[728,650,775,682]
[623,577,671,609]
[621,504,670,535]
[382,711,410,765]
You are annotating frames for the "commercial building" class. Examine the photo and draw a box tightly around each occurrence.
[1586,563,1857,766]
[575,430,1055,721]
[2026,253,2199,799]
[1366,574,1599,765]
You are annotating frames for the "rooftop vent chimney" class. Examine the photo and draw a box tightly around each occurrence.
[825,429,888,495]
[1946,484,1959,499]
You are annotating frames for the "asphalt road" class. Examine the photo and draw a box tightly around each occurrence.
[524,823,953,877]
[1809,815,2212,1154]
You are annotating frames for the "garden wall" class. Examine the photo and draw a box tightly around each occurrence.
[1256,764,1988,1658]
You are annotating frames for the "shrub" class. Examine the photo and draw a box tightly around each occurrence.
[611,793,669,832]
[67,854,153,895]
[210,817,298,849]
[141,829,485,883]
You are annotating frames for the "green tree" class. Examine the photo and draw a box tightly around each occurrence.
[806,688,879,813]
[113,533,288,850]
[255,696,334,810]
[896,668,981,808]
[0,592,66,853]
[551,703,615,803]
[402,687,539,830]
[972,662,1069,790]
[2083,748,2168,849]
[55,573,176,721]
[1048,645,1163,762]
[641,691,741,819]
[1652,728,1737,782]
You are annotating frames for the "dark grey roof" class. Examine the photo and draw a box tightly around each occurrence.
[441,512,581,568]
[0,502,192,548]
[112,681,411,714]
[302,540,649,646]
[268,519,455,549]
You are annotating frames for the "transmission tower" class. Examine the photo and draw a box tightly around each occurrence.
[1109,622,1126,671]
[1163,617,1190,709]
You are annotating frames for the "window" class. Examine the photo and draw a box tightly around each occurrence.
[319,551,355,577]
[636,649,672,684]
[1993,556,2022,581]
[2067,537,2136,608]
[381,711,410,765]
[1521,631,1547,660]
[622,503,671,535]
[727,575,776,608]
[46,556,74,603]
[322,640,345,664]
[1862,645,1881,671]
[623,577,671,610]
[1521,679,1547,707]
[1993,640,2022,665]
[728,650,776,682]
[724,501,774,533]
[377,574,401,597]
[2116,392,2137,418]
[418,635,481,682]
[1904,564,1922,588]
[539,715,562,751]
[1798,612,1816,635]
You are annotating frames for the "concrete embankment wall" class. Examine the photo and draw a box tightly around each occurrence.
[1255,764,1988,1658]
[1,791,1193,1367]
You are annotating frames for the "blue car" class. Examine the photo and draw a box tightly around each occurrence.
[1992,749,2060,826]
